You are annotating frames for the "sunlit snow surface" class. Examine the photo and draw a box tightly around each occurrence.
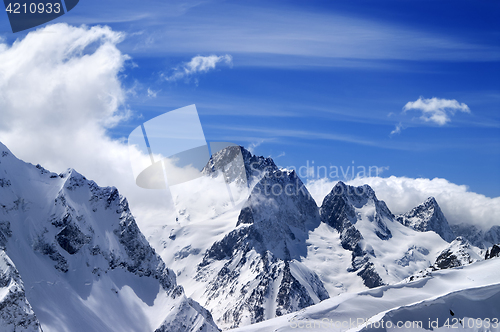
[0,142,218,332]
[230,258,500,332]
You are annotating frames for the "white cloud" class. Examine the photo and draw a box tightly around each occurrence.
[403,97,471,126]
[0,23,174,225]
[306,176,500,231]
[164,54,233,82]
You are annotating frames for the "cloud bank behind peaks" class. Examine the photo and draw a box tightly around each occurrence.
[164,54,233,82]
[0,23,174,222]
[307,176,500,231]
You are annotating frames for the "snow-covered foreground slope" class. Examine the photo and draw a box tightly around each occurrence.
[0,142,219,332]
[231,257,500,332]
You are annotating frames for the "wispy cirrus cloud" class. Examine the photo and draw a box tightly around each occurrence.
[163,54,233,83]
[390,122,403,136]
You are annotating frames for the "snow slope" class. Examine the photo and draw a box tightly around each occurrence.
[230,257,500,332]
[0,141,219,332]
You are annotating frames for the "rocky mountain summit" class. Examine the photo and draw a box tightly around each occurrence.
[202,145,278,187]
[319,182,394,288]
[396,196,455,242]
[196,169,328,328]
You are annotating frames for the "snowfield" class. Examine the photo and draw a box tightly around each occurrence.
[230,258,500,332]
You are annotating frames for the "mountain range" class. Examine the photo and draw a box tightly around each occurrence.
[1,143,498,331]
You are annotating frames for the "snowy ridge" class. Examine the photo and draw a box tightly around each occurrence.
[433,236,483,270]
[359,283,500,332]
[0,141,219,332]
[451,223,500,249]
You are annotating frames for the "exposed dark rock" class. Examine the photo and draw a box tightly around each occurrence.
[433,237,474,270]
[357,262,384,288]
[202,146,278,187]
[0,221,12,249]
[320,181,389,288]
[56,223,90,255]
[396,197,455,242]
[485,244,500,260]
[0,251,42,332]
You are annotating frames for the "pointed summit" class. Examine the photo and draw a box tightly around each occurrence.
[319,182,395,289]
[396,197,455,242]
[320,181,393,243]
[0,141,219,332]
[202,145,278,186]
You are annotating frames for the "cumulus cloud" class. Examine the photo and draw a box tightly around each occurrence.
[403,97,471,126]
[164,54,233,82]
[0,23,174,225]
[306,176,500,231]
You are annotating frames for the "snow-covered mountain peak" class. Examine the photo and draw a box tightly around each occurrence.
[396,196,455,242]
[0,141,220,332]
[193,167,328,329]
[320,181,393,242]
[202,145,278,187]
[233,168,319,258]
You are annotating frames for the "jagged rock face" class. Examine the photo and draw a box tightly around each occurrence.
[321,182,393,242]
[0,142,219,332]
[319,182,392,288]
[202,146,278,187]
[433,237,480,270]
[396,197,455,242]
[485,244,500,260]
[196,169,328,329]
[235,169,320,257]
[0,250,42,332]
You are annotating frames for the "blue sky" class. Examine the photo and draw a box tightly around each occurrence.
[1,0,499,197]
